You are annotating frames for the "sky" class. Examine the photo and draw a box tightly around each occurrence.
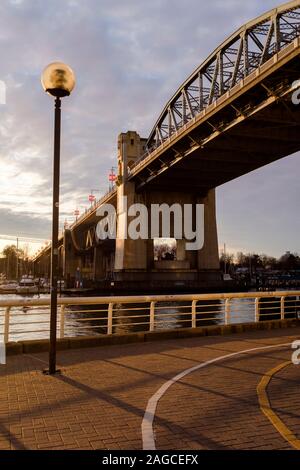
[0,0,299,258]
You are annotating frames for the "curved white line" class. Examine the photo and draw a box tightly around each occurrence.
[142,341,292,450]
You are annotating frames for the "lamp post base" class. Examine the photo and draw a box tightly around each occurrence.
[42,369,62,376]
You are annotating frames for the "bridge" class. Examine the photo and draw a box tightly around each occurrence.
[33,0,300,292]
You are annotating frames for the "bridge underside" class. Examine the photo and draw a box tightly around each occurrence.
[141,103,300,193]
[131,53,300,193]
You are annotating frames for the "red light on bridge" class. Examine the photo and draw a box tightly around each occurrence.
[109,171,116,182]
[88,194,95,202]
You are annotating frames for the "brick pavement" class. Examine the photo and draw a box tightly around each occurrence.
[267,361,300,444]
[0,326,299,450]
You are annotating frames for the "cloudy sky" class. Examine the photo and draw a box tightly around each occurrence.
[0,0,299,257]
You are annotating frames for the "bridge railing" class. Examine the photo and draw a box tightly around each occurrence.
[0,291,299,343]
[69,186,117,230]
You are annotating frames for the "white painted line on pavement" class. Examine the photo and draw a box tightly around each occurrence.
[142,341,292,450]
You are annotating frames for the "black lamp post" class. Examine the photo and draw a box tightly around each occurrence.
[41,62,75,375]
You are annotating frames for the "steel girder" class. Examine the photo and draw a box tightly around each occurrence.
[141,1,300,158]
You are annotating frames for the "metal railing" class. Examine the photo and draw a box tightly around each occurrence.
[69,186,117,230]
[0,291,299,343]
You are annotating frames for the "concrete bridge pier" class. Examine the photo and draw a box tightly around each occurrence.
[197,188,221,284]
[63,230,82,286]
[34,253,50,280]
[93,241,115,281]
[113,131,222,290]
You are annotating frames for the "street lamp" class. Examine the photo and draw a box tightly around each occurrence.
[88,193,96,207]
[74,208,80,222]
[109,167,117,191]
[41,62,75,375]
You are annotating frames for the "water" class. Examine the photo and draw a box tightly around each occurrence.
[0,294,97,342]
[0,291,299,342]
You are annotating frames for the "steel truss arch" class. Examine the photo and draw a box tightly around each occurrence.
[145,1,300,153]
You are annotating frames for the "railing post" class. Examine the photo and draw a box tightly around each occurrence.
[108,303,113,335]
[280,296,285,320]
[255,297,260,322]
[225,299,230,325]
[192,300,197,328]
[4,307,10,344]
[150,302,155,332]
[60,305,66,339]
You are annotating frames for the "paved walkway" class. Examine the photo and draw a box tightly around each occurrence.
[0,327,299,450]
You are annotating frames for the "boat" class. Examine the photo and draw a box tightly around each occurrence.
[16,276,39,295]
[0,281,18,294]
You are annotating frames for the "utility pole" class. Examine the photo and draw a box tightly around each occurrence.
[16,237,19,281]
[6,254,9,280]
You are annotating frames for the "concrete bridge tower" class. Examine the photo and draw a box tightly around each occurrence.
[114,131,221,288]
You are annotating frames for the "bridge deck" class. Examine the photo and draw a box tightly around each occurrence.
[130,44,300,193]
[1,327,299,450]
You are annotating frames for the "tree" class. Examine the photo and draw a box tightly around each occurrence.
[236,252,247,267]
[1,245,24,280]
[154,240,176,261]
[220,252,235,273]
[279,252,300,270]
[260,254,278,270]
